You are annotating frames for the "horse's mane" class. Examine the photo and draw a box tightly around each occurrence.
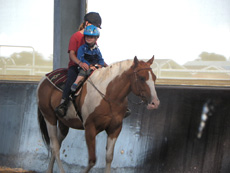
[89,59,133,84]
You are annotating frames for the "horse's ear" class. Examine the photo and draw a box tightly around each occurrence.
[133,56,139,68]
[147,55,154,65]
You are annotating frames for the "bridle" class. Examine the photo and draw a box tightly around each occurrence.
[133,67,153,103]
[133,67,152,82]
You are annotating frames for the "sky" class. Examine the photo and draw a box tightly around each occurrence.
[0,0,229,65]
[88,0,230,65]
[0,0,53,59]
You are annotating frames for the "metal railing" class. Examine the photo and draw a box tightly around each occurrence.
[1,46,230,80]
[151,62,230,80]
[0,45,52,75]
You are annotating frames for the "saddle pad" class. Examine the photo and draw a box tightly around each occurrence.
[45,68,68,91]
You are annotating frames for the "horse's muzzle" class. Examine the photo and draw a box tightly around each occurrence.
[147,98,160,110]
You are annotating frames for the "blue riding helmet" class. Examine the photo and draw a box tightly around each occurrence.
[84,25,100,37]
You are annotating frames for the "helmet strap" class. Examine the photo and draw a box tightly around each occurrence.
[87,42,96,48]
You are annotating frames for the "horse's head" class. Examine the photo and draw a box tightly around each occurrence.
[130,56,160,110]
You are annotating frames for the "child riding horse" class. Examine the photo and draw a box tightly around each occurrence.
[37,56,160,173]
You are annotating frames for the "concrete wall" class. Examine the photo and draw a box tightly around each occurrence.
[0,82,229,173]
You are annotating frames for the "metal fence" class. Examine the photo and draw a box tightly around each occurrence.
[0,45,52,75]
[1,45,230,80]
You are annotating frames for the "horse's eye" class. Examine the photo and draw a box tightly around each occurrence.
[139,76,146,82]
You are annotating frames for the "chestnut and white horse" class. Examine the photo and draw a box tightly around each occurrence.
[37,56,160,173]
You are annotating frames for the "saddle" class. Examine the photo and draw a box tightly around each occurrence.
[46,68,68,91]
[45,68,92,122]
[45,68,94,92]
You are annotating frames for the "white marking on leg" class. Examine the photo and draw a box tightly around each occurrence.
[47,155,55,173]
[47,124,67,173]
[45,120,65,173]
[84,162,95,173]
[105,137,117,173]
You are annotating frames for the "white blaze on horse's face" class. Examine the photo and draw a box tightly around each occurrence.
[146,71,160,110]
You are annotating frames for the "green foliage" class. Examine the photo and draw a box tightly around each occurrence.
[9,51,53,66]
[0,51,53,75]
[199,52,226,61]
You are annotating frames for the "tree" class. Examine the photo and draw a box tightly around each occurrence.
[10,51,52,66]
[199,52,226,61]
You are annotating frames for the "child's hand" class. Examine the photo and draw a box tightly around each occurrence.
[97,65,102,68]
[94,64,102,69]
[90,66,97,70]
[80,62,89,71]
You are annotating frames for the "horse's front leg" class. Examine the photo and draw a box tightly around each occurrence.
[105,125,122,173]
[84,124,97,173]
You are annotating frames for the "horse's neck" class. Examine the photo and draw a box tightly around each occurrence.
[107,72,131,102]
[88,61,132,102]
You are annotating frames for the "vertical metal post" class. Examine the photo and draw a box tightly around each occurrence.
[53,0,86,70]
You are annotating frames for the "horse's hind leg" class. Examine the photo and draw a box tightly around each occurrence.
[45,120,67,173]
[47,121,69,173]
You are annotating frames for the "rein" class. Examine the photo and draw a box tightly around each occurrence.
[87,77,115,117]
[87,78,108,102]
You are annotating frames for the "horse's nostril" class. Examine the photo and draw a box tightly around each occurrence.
[151,102,155,105]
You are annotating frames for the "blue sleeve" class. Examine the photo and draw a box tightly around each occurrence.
[96,49,104,66]
[77,45,90,65]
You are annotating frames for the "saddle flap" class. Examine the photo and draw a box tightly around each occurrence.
[46,68,68,91]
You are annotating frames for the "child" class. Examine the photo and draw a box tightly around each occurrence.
[71,25,104,92]
[55,12,102,118]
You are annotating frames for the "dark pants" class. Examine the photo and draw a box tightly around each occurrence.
[62,66,79,100]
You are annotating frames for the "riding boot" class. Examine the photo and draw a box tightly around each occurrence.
[55,99,69,118]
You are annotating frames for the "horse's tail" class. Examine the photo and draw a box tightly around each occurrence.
[37,107,50,147]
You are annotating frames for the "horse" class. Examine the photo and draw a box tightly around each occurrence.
[37,56,160,173]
